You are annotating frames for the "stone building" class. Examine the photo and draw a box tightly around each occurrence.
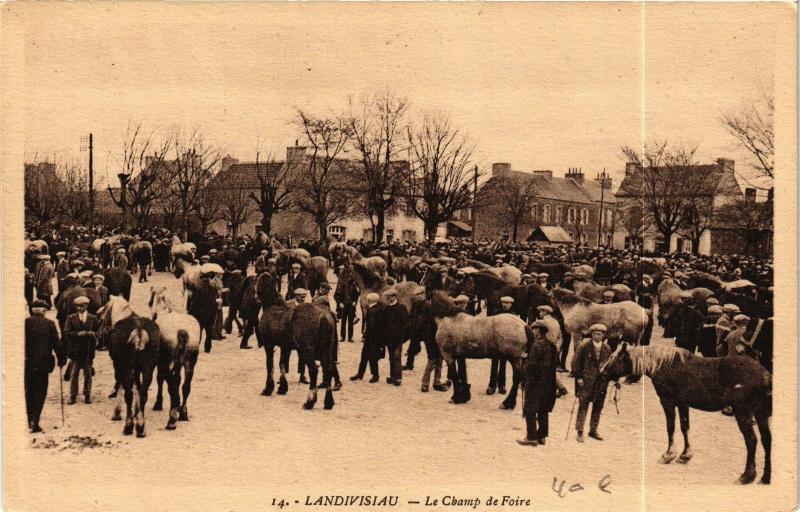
[473,163,616,245]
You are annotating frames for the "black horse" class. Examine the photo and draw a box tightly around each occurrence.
[600,343,771,485]
[104,267,132,300]
[255,272,293,397]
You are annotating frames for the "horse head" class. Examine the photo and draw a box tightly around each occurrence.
[600,342,633,381]
[429,291,461,319]
[97,295,134,345]
[148,285,172,320]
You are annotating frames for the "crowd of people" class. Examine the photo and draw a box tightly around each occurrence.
[24,222,773,447]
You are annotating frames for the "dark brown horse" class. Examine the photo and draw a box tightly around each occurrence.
[600,344,771,485]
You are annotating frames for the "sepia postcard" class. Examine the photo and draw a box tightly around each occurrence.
[2,3,797,511]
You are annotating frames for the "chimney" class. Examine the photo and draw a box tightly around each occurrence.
[533,170,553,180]
[492,163,511,176]
[745,187,757,203]
[596,173,612,190]
[624,162,639,176]
[566,167,584,184]
[220,155,238,173]
[716,158,735,173]
[286,143,307,163]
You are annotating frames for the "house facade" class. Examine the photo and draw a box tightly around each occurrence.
[474,163,617,246]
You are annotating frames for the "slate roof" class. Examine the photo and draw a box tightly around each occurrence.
[486,170,595,205]
[528,225,572,243]
[580,178,617,204]
[617,163,740,198]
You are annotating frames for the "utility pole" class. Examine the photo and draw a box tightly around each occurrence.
[88,133,94,234]
[597,169,606,247]
[471,164,478,241]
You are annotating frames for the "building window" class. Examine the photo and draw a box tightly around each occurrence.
[402,229,417,242]
[606,209,613,225]
[555,206,562,223]
[542,205,551,223]
[500,228,510,241]
[329,225,346,241]
[580,209,589,225]
[568,232,574,240]
[530,203,538,221]
[386,228,394,242]
[567,208,576,224]
[362,228,373,242]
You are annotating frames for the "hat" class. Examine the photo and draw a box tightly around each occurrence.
[291,263,301,269]
[538,272,549,278]
[603,290,615,298]
[531,320,549,331]
[537,305,553,314]
[293,288,308,296]
[31,299,48,309]
[200,255,210,262]
[79,270,94,278]
[723,304,740,313]
[200,263,224,275]
[680,291,693,300]
[456,270,465,277]
[92,274,105,282]
[56,251,66,256]
[209,249,218,254]
[73,296,90,305]
[338,264,345,269]
[366,292,380,303]
[268,258,277,264]
[642,274,652,281]
[71,260,84,267]
[230,269,242,275]
[521,273,531,279]
[500,296,514,304]
[733,314,751,324]
[453,294,469,304]
[706,297,719,305]
[117,248,126,253]
[261,250,268,255]
[589,323,607,333]
[707,305,724,315]
[383,289,398,298]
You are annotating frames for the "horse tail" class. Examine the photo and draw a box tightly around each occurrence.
[128,318,150,352]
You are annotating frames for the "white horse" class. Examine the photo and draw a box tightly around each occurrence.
[148,286,202,429]
[552,288,650,346]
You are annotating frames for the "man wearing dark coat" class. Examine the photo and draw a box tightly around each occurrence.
[285,263,307,301]
[223,268,246,337]
[518,320,558,446]
[334,264,359,343]
[573,323,614,442]
[189,273,218,353]
[351,292,383,383]
[382,289,409,385]
[63,296,100,404]
[671,293,704,354]
[26,299,66,432]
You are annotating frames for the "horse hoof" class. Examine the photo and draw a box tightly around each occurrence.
[265,381,275,396]
[499,402,515,411]
[739,471,756,484]
[152,401,163,411]
[123,425,134,436]
[178,409,189,421]
[486,386,495,396]
[323,391,335,410]
[759,474,771,485]
[165,423,177,431]
[277,380,288,395]
[303,401,316,410]
[261,388,272,396]
[660,452,677,464]
[136,430,146,438]
[111,414,122,422]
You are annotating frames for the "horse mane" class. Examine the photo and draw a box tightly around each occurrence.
[628,345,689,375]
[351,261,384,291]
[430,291,462,318]
[552,287,592,307]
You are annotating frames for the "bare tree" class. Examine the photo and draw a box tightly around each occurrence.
[172,129,221,237]
[620,141,715,251]
[488,172,537,243]
[717,195,773,257]
[721,91,774,184]
[618,202,651,250]
[109,122,172,231]
[294,109,354,242]
[406,112,479,241]
[194,184,223,235]
[24,160,64,225]
[218,180,253,240]
[348,91,411,243]
[60,159,91,224]
[249,152,297,235]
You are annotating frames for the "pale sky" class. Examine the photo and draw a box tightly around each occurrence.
[17,2,788,190]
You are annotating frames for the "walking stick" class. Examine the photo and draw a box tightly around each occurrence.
[58,365,65,427]
[564,395,578,441]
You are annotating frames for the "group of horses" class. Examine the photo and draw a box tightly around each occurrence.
[58,235,772,485]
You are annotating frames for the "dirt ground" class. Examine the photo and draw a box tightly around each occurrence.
[9,270,789,512]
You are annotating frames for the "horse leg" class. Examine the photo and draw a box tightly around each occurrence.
[501,362,521,410]
[755,410,771,484]
[446,359,464,404]
[323,363,335,410]
[277,344,289,395]
[262,345,275,396]
[111,369,123,421]
[486,357,498,395]
[735,413,758,484]
[303,360,318,410]
[136,368,153,438]
[165,366,181,430]
[659,402,678,463]
[123,380,134,436]
[179,353,197,421]
[153,364,164,411]
[677,405,693,463]
[458,357,470,403]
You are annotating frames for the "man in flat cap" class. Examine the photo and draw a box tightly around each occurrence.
[113,247,128,271]
[382,289,408,386]
[573,323,613,442]
[34,254,54,309]
[518,319,558,447]
[351,292,383,383]
[699,305,723,357]
[63,295,100,404]
[286,263,307,301]
[715,304,740,356]
[672,291,704,354]
[26,299,66,432]
[334,262,359,343]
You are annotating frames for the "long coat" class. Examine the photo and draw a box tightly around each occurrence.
[381,302,408,350]
[63,312,100,363]
[34,261,54,296]
[26,315,65,373]
[285,271,307,299]
[363,304,386,359]
[572,340,612,401]
[523,337,558,417]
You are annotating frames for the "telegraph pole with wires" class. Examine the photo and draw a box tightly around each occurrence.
[471,165,478,241]
[80,133,94,234]
[597,169,607,247]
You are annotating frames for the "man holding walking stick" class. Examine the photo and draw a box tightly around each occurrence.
[25,299,66,433]
[572,323,615,443]
[63,296,100,405]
